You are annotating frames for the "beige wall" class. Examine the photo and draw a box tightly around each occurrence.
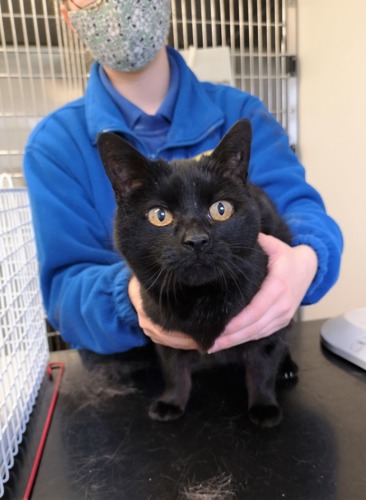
[298,0,366,320]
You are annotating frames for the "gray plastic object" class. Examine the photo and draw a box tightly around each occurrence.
[321,308,366,370]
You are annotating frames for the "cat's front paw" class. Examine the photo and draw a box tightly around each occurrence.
[278,355,298,383]
[149,400,185,422]
[248,404,283,428]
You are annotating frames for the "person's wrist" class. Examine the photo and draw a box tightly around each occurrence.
[296,244,318,283]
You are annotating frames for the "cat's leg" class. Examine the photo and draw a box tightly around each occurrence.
[244,334,288,428]
[149,346,196,422]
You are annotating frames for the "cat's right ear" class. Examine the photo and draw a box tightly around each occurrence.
[97,132,151,200]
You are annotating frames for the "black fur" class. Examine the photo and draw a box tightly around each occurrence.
[98,119,297,428]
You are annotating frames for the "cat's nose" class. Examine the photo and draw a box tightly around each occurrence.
[183,232,209,251]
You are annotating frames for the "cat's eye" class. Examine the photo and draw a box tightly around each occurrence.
[147,207,174,227]
[209,201,234,221]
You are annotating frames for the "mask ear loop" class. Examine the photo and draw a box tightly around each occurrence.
[69,0,104,11]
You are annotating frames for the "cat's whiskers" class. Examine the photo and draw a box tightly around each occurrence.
[219,260,248,303]
[170,272,179,309]
[231,254,266,274]
[227,242,266,256]
[158,270,173,314]
[143,267,165,292]
[215,264,229,293]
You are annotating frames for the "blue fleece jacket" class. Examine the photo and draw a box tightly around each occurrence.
[23,47,343,354]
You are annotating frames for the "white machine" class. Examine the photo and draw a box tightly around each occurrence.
[320,308,366,370]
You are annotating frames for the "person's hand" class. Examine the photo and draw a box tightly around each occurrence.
[208,233,318,353]
[128,275,199,350]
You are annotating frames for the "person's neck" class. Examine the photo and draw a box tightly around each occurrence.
[103,47,170,115]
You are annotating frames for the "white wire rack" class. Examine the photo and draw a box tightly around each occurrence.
[0,182,49,498]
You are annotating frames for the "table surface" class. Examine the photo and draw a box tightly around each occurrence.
[3,320,366,500]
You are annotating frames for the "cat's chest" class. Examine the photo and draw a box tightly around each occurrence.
[145,284,245,336]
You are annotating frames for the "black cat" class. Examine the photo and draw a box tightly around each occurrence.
[97,119,297,428]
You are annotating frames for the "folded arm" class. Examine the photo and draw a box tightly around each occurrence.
[24,135,147,354]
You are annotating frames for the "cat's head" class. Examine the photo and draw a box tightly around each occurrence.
[97,119,261,289]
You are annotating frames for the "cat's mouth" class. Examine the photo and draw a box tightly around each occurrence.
[161,243,233,287]
[163,256,223,287]
[180,264,216,286]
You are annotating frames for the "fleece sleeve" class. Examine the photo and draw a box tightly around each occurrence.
[23,138,147,354]
[245,98,343,305]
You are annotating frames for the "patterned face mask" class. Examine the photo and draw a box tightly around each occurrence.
[69,0,171,72]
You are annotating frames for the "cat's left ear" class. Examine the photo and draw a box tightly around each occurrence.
[97,132,151,200]
[210,119,252,183]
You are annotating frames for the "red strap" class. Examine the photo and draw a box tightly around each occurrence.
[23,361,65,500]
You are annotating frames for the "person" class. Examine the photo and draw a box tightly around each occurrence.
[23,0,343,354]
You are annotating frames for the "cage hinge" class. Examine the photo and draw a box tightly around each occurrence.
[286,55,297,76]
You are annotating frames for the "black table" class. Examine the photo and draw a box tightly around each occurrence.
[3,320,366,500]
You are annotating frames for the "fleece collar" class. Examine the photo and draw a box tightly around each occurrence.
[85,46,224,149]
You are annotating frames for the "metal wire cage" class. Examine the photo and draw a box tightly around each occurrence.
[169,0,297,145]
[0,181,49,498]
[0,0,297,183]
[0,0,87,181]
